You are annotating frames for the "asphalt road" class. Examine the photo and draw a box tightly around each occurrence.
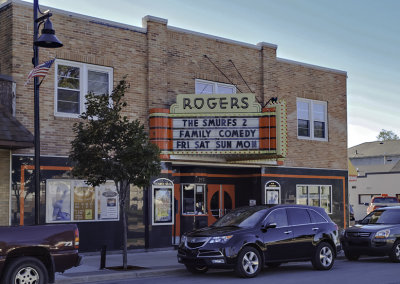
[90,256,400,284]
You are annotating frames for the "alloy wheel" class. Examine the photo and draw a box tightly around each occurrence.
[242,251,259,275]
[15,266,40,284]
[395,243,400,260]
[319,246,333,267]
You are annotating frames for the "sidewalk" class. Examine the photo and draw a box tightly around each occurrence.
[55,248,345,283]
[55,248,186,283]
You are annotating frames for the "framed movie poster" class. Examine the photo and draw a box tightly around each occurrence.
[98,182,119,220]
[46,180,71,222]
[265,181,281,205]
[152,178,174,225]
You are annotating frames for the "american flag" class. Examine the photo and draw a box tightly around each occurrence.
[25,58,55,86]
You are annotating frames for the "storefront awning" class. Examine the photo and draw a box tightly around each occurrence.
[0,104,34,149]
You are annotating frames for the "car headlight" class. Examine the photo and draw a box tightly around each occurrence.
[375,229,390,239]
[180,235,187,245]
[209,235,233,244]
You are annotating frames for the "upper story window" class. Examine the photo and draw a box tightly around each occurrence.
[297,98,328,141]
[55,59,113,117]
[195,79,236,94]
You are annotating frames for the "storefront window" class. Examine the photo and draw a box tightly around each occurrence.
[182,184,207,215]
[46,179,119,223]
[296,185,332,214]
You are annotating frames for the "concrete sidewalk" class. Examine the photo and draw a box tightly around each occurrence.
[55,248,186,283]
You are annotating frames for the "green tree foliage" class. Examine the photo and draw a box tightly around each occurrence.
[69,79,161,269]
[376,129,399,141]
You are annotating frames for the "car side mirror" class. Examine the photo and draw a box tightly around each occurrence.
[261,222,277,232]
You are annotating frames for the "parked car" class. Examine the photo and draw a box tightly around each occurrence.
[365,195,400,214]
[0,224,82,284]
[341,206,400,262]
[177,204,340,278]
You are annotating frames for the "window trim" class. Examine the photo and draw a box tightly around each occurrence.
[296,98,328,141]
[296,184,333,214]
[54,59,113,118]
[195,79,236,94]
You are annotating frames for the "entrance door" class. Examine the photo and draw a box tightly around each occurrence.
[207,184,235,225]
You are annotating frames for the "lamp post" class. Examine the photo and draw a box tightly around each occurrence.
[32,0,62,225]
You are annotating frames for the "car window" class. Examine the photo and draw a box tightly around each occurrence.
[361,209,400,224]
[373,197,399,203]
[264,209,288,228]
[308,209,327,223]
[287,208,311,225]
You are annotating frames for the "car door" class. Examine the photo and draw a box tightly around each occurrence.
[261,208,295,261]
[286,207,316,259]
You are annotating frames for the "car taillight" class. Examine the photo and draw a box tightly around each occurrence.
[74,228,80,249]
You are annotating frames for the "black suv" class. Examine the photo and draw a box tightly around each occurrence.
[342,206,400,262]
[177,204,340,278]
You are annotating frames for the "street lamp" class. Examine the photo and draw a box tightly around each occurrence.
[32,0,62,225]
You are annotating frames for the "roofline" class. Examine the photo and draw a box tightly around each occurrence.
[276,58,347,76]
[4,0,347,76]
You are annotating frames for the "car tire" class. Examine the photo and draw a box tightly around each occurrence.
[266,262,281,268]
[235,246,262,278]
[389,240,400,263]
[344,250,360,261]
[2,256,48,284]
[311,242,334,270]
[184,264,208,274]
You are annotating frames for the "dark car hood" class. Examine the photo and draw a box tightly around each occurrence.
[347,224,398,233]
[187,225,247,237]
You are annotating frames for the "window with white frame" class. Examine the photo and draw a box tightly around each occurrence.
[195,79,236,94]
[297,98,328,140]
[55,59,113,117]
[296,185,332,214]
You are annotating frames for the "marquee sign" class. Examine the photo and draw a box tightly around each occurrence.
[149,93,287,157]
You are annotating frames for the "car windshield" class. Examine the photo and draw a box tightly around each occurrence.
[373,197,399,203]
[212,208,268,228]
[361,209,400,224]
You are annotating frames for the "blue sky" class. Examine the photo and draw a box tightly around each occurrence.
[27,0,400,147]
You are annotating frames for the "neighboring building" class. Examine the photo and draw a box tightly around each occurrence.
[0,0,348,251]
[0,75,34,225]
[348,140,400,220]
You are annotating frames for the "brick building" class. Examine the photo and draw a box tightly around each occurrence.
[0,0,348,251]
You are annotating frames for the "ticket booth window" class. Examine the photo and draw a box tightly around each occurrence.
[182,184,207,215]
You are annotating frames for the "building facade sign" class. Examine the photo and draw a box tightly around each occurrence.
[150,93,287,156]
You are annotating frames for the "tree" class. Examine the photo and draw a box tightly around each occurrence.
[376,129,399,141]
[69,79,161,269]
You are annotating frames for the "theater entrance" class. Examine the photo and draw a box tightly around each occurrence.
[207,184,235,224]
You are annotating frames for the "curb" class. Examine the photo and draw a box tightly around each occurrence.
[55,267,186,283]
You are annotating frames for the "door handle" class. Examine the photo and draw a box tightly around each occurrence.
[312,227,319,231]
[284,231,292,234]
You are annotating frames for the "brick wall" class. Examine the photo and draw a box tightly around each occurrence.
[0,149,10,225]
[5,1,347,170]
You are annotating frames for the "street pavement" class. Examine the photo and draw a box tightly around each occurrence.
[55,248,346,284]
[55,248,185,283]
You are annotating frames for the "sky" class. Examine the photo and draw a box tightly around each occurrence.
[25,0,400,147]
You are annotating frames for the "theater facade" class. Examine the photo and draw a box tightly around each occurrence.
[0,0,348,251]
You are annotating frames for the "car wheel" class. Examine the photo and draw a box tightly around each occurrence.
[184,264,208,274]
[266,262,281,268]
[344,250,360,261]
[2,256,48,284]
[311,242,334,270]
[389,240,400,263]
[235,246,262,278]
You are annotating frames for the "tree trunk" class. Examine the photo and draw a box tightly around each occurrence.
[121,201,128,270]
